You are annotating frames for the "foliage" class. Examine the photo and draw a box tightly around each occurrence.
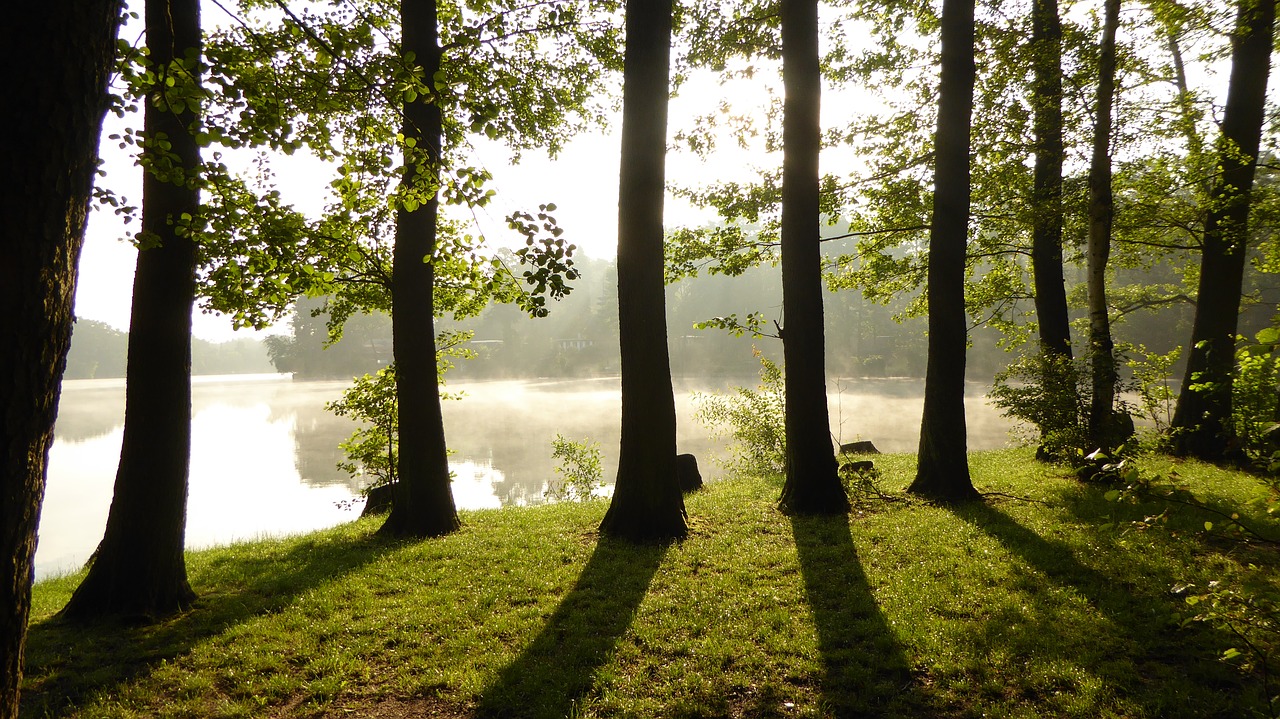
[1234,328,1280,462]
[1178,573,1280,719]
[1099,458,1280,714]
[989,350,1091,462]
[325,332,473,490]
[1122,343,1182,440]
[544,434,604,502]
[325,366,400,489]
[836,461,899,512]
[694,349,786,474]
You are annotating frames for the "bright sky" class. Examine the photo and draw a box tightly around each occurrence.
[73,59,785,342]
[72,0,1235,343]
[74,104,755,342]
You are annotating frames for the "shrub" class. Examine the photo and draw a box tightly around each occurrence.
[1233,329,1280,463]
[694,349,786,474]
[327,365,399,490]
[989,350,1090,462]
[545,434,604,502]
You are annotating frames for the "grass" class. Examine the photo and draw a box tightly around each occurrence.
[21,447,1280,718]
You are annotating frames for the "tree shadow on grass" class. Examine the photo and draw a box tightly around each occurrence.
[475,536,668,719]
[20,528,397,718]
[948,502,1258,715]
[789,513,936,718]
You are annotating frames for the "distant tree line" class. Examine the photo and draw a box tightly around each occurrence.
[63,319,273,379]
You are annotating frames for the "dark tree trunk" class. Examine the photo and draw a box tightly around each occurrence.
[380,0,460,538]
[907,0,979,503]
[777,0,849,515]
[1170,0,1275,461]
[60,0,201,621]
[0,4,121,713]
[600,0,688,542]
[1029,0,1071,360]
[1085,0,1120,452]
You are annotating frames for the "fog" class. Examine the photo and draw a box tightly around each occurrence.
[40,374,1017,578]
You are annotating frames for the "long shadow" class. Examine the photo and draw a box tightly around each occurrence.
[949,502,1257,713]
[20,527,398,718]
[789,514,932,718]
[475,536,668,719]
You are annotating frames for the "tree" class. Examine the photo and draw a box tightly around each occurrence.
[776,0,849,515]
[907,0,980,503]
[193,0,607,533]
[61,0,202,620]
[1084,0,1122,453]
[1029,0,1071,360]
[1,3,122,714]
[599,0,688,542]
[1170,0,1276,460]
[378,0,461,538]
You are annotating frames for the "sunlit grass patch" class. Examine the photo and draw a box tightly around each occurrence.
[22,448,1277,718]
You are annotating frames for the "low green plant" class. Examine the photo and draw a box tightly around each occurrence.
[836,461,898,511]
[326,365,399,489]
[1121,343,1181,441]
[989,350,1090,462]
[545,434,604,502]
[1101,461,1280,714]
[325,333,474,501]
[1178,572,1280,719]
[694,349,786,474]
[1234,329,1280,463]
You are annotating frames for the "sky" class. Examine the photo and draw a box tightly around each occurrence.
[73,62,783,342]
[71,0,1235,344]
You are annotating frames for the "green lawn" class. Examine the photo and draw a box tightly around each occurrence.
[21,448,1280,718]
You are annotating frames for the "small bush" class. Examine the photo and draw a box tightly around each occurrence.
[327,365,399,490]
[545,434,604,502]
[989,350,1090,462]
[694,349,786,474]
[1233,331,1280,463]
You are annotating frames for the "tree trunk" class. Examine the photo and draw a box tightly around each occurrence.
[907,0,979,503]
[1155,8,1205,160]
[0,4,121,713]
[1029,0,1071,360]
[777,0,849,515]
[600,0,688,542]
[60,0,201,621]
[1085,0,1120,453]
[380,0,460,538]
[1171,0,1275,460]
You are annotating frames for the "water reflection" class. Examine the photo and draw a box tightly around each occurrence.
[40,374,1016,578]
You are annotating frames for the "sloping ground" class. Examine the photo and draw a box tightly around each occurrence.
[22,448,1279,718]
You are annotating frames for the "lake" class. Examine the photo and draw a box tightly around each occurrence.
[38,374,1019,578]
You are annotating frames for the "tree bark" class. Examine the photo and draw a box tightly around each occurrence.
[908,0,980,503]
[0,5,121,712]
[60,0,201,621]
[600,0,688,542]
[777,0,849,515]
[1029,0,1071,360]
[380,0,461,538]
[1171,0,1275,460]
[1085,0,1121,452]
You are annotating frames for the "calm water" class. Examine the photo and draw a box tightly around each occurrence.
[39,374,1017,578]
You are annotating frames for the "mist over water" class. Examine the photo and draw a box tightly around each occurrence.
[39,374,1016,578]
